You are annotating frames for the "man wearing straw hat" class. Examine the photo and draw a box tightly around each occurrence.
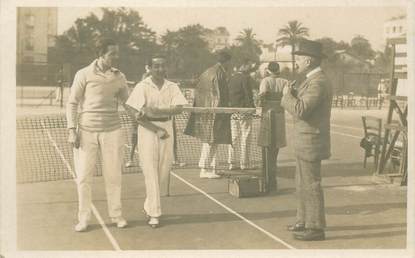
[282,39,332,241]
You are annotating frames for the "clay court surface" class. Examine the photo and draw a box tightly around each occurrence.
[16,107,407,251]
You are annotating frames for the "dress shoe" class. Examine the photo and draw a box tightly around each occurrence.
[293,229,325,241]
[287,223,305,232]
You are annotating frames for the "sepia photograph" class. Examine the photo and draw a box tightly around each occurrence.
[1,0,414,257]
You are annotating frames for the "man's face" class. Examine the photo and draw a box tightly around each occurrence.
[150,58,167,79]
[101,45,119,67]
[222,60,232,72]
[295,55,310,74]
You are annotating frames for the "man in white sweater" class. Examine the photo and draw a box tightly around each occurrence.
[66,38,130,232]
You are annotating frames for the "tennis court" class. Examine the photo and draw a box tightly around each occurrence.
[16,108,407,250]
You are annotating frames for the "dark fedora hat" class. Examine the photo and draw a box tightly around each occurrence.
[293,39,326,58]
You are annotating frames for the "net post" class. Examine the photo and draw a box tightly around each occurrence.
[261,108,277,194]
[60,81,64,108]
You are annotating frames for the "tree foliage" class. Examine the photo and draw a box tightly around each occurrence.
[349,35,376,61]
[276,20,309,74]
[160,24,215,78]
[230,28,262,68]
[51,8,159,81]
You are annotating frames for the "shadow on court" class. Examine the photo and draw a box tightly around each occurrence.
[17,162,407,250]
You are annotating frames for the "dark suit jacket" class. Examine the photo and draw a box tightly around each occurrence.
[184,63,232,144]
[228,72,255,108]
[281,70,332,161]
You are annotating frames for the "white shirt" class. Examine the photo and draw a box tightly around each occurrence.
[125,77,188,118]
[306,66,322,78]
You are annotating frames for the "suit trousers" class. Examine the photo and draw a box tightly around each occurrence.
[295,156,326,229]
[263,147,279,191]
[138,120,174,218]
[74,128,123,222]
[228,117,252,169]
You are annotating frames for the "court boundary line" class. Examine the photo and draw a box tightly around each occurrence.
[331,123,362,131]
[41,123,122,251]
[170,171,296,249]
[286,122,362,139]
[126,143,295,249]
[331,130,361,139]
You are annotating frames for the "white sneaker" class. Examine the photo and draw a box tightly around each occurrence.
[200,169,221,179]
[125,161,133,168]
[111,217,128,228]
[148,217,159,228]
[74,220,88,232]
[228,164,240,170]
[207,171,221,179]
[200,168,210,178]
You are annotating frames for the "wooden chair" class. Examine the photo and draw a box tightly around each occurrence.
[361,116,382,169]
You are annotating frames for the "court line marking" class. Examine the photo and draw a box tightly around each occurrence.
[170,171,296,249]
[331,123,362,131]
[331,130,361,139]
[125,143,295,249]
[41,124,122,251]
[286,122,362,139]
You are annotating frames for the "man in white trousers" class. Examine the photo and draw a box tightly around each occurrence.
[227,59,256,170]
[67,38,129,232]
[125,55,188,228]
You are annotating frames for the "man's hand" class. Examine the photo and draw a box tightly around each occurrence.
[141,107,158,117]
[156,128,169,139]
[283,85,290,95]
[68,128,80,149]
[283,80,296,95]
[135,110,145,120]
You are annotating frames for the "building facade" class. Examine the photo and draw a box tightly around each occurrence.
[17,7,58,64]
[203,27,230,52]
[383,15,407,95]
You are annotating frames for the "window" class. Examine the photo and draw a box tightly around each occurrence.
[393,26,396,33]
[25,36,34,51]
[23,56,34,63]
[25,14,35,27]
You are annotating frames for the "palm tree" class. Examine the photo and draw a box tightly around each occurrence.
[234,28,262,63]
[276,20,309,74]
[236,28,257,44]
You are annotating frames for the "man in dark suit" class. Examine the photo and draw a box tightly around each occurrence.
[184,49,232,179]
[281,39,332,241]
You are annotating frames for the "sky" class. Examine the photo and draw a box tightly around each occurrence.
[57,6,406,51]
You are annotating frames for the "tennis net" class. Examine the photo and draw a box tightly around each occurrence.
[16,108,264,183]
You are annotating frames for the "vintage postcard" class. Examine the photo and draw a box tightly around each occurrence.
[1,0,414,257]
